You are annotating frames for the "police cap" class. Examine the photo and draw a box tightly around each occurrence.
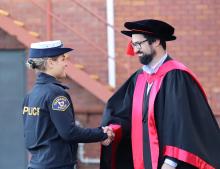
[29,40,73,58]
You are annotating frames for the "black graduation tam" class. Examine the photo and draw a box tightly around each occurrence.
[121,19,176,41]
[29,40,73,58]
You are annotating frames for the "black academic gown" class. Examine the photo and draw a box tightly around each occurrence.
[100,57,220,169]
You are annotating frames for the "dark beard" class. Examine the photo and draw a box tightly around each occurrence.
[137,46,156,65]
[139,53,153,65]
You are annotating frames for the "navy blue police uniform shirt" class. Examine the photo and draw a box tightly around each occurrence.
[22,72,107,169]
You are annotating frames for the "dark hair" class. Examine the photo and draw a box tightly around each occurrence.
[144,34,166,50]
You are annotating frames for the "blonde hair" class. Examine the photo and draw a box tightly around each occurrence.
[26,56,60,71]
[26,58,48,71]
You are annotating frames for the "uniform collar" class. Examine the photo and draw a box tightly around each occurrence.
[35,72,69,89]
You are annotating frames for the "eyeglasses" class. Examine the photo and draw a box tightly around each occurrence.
[131,39,148,49]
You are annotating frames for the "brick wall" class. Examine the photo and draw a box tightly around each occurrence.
[0,0,107,108]
[0,29,25,49]
[0,0,219,169]
[2,0,218,114]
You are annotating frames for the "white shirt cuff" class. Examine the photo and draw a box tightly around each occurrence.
[164,158,178,168]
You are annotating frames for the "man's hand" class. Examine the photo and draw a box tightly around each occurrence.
[101,126,115,146]
[161,163,176,169]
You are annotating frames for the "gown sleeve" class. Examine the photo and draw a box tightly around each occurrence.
[100,71,139,169]
[155,70,220,169]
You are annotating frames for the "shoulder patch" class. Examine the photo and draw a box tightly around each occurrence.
[52,96,70,111]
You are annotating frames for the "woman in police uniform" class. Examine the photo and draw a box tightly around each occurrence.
[22,40,112,169]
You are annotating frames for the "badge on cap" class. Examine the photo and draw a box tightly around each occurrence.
[52,96,70,111]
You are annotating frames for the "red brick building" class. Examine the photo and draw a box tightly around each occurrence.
[0,0,219,169]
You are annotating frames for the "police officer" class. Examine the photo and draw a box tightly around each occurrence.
[22,40,113,169]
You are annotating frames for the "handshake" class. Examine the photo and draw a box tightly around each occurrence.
[101,126,115,146]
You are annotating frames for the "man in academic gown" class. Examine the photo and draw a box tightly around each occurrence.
[100,19,220,169]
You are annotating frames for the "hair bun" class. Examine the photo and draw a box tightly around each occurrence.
[28,59,37,69]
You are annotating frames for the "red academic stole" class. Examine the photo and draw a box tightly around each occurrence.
[131,60,214,169]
